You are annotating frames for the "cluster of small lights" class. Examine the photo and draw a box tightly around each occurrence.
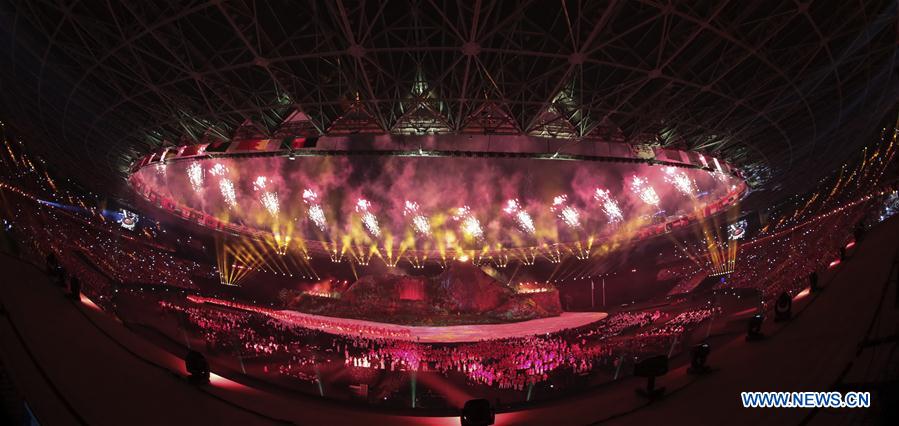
[515,282,554,294]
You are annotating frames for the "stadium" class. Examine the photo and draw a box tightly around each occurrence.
[0,1,897,425]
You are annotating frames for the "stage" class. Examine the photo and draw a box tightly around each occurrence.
[187,295,607,343]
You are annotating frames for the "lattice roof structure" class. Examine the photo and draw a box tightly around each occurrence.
[0,0,896,196]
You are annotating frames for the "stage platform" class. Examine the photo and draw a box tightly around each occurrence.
[188,295,608,343]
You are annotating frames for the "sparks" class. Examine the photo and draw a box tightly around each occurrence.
[551,195,581,229]
[187,162,204,192]
[403,201,432,237]
[253,176,268,192]
[209,163,227,177]
[710,170,730,183]
[454,206,484,240]
[664,166,697,197]
[355,198,381,238]
[630,176,660,207]
[594,188,623,224]
[302,189,328,232]
[260,191,280,217]
[503,199,536,234]
[219,178,237,209]
[253,176,278,216]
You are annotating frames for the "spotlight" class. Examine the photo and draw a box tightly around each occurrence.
[687,343,711,375]
[460,398,494,426]
[774,291,792,322]
[185,350,210,384]
[746,314,764,341]
[633,354,668,398]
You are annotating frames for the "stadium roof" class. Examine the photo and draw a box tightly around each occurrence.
[0,0,897,197]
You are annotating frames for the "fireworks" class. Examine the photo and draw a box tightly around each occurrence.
[664,166,697,197]
[254,176,277,217]
[253,176,268,192]
[403,201,432,237]
[630,176,660,207]
[219,178,237,209]
[503,199,536,234]
[136,155,746,253]
[187,162,204,192]
[710,170,730,183]
[302,189,328,232]
[209,163,227,177]
[260,191,280,217]
[252,176,279,217]
[594,188,624,224]
[551,195,581,229]
[453,206,484,240]
[355,198,381,238]
[211,163,236,209]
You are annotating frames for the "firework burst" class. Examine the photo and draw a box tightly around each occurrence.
[664,166,697,197]
[503,199,536,234]
[551,195,581,229]
[630,176,660,207]
[209,163,227,177]
[260,191,280,217]
[453,206,484,240]
[253,176,268,192]
[355,198,381,238]
[302,189,328,233]
[252,176,279,218]
[187,162,204,192]
[219,178,237,209]
[594,188,623,224]
[710,170,730,183]
[403,201,432,237]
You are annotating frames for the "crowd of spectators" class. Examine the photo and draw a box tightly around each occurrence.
[152,296,687,393]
